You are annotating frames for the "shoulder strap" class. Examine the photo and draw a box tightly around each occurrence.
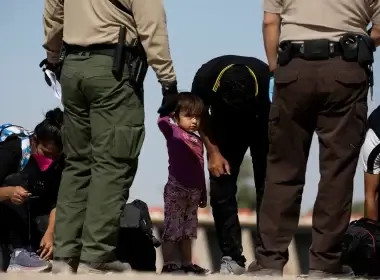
[109,0,133,16]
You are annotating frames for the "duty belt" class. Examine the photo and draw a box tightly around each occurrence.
[290,41,342,59]
[65,44,117,57]
[279,40,343,61]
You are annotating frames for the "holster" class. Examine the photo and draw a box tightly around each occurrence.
[339,33,376,88]
[126,39,148,89]
[358,35,376,66]
[339,33,375,66]
[278,41,292,66]
[55,44,67,80]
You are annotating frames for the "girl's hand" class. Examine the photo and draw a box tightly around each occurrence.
[199,199,207,208]
[199,191,207,208]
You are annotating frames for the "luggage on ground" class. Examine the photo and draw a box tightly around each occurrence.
[342,218,380,276]
[117,199,161,272]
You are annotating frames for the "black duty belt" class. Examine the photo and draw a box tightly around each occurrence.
[65,44,117,57]
[281,40,343,61]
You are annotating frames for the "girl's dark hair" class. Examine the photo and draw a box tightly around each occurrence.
[174,92,205,118]
[34,108,63,149]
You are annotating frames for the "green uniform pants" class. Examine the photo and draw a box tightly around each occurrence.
[54,53,145,262]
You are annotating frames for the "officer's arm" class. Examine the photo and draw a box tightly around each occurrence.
[43,0,64,64]
[370,1,380,46]
[263,0,282,71]
[199,114,220,156]
[129,0,176,87]
[191,76,219,155]
[364,172,379,220]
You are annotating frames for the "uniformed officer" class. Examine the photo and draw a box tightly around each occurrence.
[249,0,380,277]
[42,0,177,273]
[191,55,270,274]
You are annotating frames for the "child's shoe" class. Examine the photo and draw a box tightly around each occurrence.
[182,263,210,275]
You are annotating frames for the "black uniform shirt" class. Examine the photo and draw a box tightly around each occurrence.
[191,55,271,143]
[191,55,270,118]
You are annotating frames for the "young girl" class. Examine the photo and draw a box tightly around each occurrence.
[158,92,209,274]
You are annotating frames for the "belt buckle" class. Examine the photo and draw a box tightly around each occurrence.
[302,39,331,60]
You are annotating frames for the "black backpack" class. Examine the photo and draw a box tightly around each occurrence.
[117,199,161,272]
[342,218,380,276]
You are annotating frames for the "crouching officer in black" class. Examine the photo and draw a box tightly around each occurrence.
[191,55,271,275]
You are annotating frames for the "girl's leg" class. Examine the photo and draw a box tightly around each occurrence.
[161,181,186,272]
[162,241,177,265]
[180,190,210,274]
[179,239,192,266]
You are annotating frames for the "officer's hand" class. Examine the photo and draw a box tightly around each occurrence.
[158,95,178,116]
[157,81,179,116]
[208,152,230,177]
[39,59,62,85]
[8,186,31,205]
[38,231,53,260]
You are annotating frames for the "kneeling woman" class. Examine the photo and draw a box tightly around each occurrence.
[0,108,64,272]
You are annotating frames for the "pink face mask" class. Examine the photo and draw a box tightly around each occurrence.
[32,154,54,172]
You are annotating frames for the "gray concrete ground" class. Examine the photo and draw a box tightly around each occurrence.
[0,273,360,280]
[0,274,293,280]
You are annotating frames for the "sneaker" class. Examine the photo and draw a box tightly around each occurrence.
[52,258,79,274]
[182,263,210,275]
[161,263,184,274]
[308,265,354,278]
[7,249,52,273]
[219,256,245,275]
[246,260,282,276]
[76,260,131,274]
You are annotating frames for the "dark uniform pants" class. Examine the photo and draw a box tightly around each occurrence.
[256,58,368,272]
[210,113,269,266]
[54,53,145,262]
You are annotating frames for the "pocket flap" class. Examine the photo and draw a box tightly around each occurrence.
[335,69,367,84]
[274,69,299,84]
[269,105,280,122]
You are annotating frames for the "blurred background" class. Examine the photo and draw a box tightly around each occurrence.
[0,0,377,214]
